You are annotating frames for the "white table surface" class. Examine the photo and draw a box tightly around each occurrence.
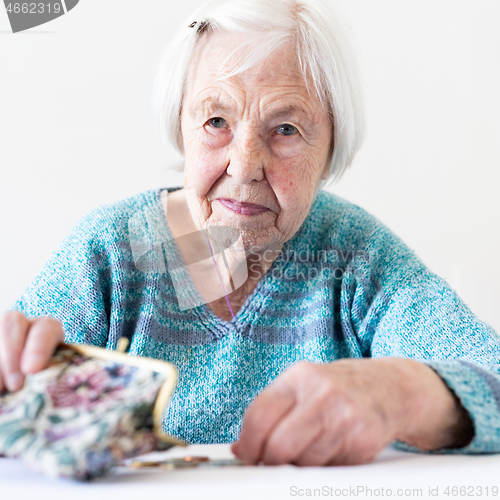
[2,444,500,500]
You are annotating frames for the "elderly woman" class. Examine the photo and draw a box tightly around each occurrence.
[1,0,500,466]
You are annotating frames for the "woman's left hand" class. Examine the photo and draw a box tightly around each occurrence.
[231,358,473,466]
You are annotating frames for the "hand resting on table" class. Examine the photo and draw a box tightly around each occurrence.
[232,358,474,466]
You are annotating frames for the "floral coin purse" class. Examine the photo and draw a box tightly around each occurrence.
[0,340,184,480]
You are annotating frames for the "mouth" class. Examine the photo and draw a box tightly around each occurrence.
[216,198,270,216]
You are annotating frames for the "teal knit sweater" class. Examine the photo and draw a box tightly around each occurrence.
[12,188,500,452]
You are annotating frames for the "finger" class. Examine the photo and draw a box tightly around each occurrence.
[324,433,378,466]
[233,381,296,465]
[294,425,346,466]
[296,416,382,466]
[20,317,65,374]
[0,367,5,393]
[260,404,324,465]
[0,312,30,391]
[292,401,354,466]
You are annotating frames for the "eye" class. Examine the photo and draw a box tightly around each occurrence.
[276,123,298,136]
[207,117,228,129]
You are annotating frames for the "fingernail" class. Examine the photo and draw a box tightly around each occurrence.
[6,373,24,392]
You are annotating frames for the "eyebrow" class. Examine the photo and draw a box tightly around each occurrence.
[264,104,314,124]
[189,96,234,117]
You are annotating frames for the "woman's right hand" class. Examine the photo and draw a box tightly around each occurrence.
[0,311,65,393]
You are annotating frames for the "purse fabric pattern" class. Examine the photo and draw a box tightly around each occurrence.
[0,347,174,480]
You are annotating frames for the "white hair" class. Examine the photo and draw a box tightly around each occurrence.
[153,0,365,183]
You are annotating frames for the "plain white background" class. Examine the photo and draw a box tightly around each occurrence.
[0,0,499,332]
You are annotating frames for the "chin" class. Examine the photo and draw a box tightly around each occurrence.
[238,227,285,254]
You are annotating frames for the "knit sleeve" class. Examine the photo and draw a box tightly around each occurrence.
[340,214,500,454]
[372,273,500,453]
[9,209,115,348]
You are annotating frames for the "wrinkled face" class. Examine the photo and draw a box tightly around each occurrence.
[181,31,332,254]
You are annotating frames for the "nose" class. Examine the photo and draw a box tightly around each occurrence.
[225,128,266,184]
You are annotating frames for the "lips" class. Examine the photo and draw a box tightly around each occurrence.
[217,198,269,216]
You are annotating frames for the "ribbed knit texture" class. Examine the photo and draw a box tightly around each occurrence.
[12,188,500,452]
